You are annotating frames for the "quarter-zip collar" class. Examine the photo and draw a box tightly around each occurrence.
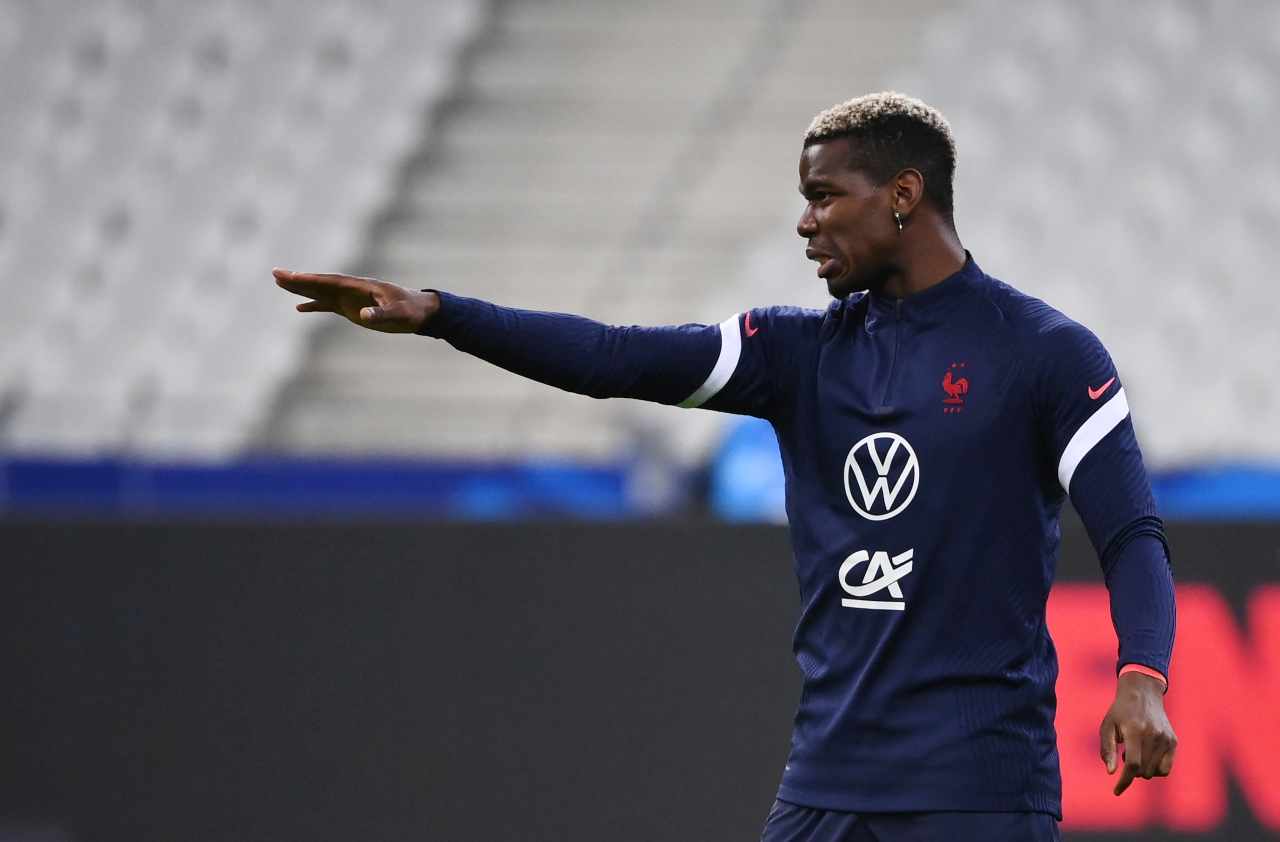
[864,251,985,332]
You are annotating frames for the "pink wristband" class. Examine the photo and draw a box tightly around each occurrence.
[1119,663,1168,690]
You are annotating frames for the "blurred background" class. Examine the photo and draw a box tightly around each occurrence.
[0,0,1277,840]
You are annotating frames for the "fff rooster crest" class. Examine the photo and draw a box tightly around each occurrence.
[942,361,969,414]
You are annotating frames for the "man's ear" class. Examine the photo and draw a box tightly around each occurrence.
[892,168,925,215]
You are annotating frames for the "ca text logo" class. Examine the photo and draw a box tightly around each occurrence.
[843,432,920,521]
[839,549,914,611]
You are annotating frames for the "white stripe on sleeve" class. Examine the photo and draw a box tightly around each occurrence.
[1057,387,1130,493]
[679,315,743,408]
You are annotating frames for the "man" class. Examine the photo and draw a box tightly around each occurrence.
[275,92,1176,841]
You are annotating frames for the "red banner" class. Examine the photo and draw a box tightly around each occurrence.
[1051,584,1280,832]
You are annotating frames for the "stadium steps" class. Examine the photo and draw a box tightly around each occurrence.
[262,0,950,465]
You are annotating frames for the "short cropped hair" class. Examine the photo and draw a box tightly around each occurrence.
[804,92,956,215]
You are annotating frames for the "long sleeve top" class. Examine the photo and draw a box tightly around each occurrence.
[417,253,1176,818]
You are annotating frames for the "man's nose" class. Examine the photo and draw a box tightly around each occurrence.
[797,206,817,238]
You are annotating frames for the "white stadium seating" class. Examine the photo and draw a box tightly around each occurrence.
[0,0,480,457]
[1,0,1275,468]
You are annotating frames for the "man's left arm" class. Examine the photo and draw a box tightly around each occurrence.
[1039,321,1177,796]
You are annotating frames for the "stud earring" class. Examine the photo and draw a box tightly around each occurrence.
[894,210,904,233]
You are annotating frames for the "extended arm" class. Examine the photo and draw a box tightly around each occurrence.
[417,290,730,406]
[273,268,787,416]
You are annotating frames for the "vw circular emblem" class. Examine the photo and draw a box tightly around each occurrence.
[842,432,920,521]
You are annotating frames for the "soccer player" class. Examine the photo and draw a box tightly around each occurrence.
[274,92,1176,841]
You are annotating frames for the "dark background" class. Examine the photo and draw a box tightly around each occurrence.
[1,519,1276,842]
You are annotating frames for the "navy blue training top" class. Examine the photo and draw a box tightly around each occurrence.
[419,254,1176,818]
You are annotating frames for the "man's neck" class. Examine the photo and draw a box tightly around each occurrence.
[878,220,967,299]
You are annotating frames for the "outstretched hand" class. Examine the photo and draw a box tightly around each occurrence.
[1100,672,1177,796]
[273,268,439,334]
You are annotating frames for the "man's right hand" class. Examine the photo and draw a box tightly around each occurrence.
[273,268,439,334]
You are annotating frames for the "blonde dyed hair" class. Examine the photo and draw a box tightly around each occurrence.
[804,92,957,214]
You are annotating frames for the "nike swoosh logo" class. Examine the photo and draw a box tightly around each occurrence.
[744,311,759,337]
[1088,376,1116,400]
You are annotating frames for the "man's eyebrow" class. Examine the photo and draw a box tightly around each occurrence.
[800,178,837,195]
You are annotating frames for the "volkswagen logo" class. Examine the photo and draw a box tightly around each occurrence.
[843,432,920,521]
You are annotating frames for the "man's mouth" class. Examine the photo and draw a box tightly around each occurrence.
[806,248,840,279]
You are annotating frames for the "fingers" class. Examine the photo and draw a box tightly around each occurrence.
[1110,722,1177,795]
[275,277,356,298]
[1157,745,1175,777]
[358,303,407,326]
[1114,726,1142,796]
[297,300,334,313]
[273,267,362,283]
[1146,731,1176,778]
[273,267,376,297]
[1114,750,1140,796]
[1139,732,1163,779]
[1099,716,1119,775]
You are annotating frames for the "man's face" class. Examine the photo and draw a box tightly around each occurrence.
[797,138,899,299]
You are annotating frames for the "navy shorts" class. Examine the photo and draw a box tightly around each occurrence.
[760,799,1061,842]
